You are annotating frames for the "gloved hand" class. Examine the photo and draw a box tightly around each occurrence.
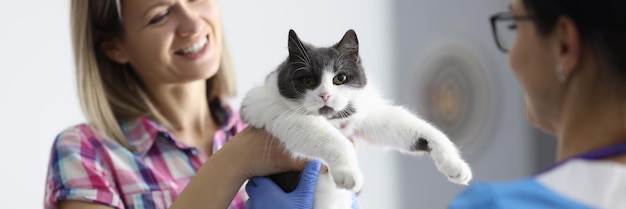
[351,192,361,209]
[245,160,322,209]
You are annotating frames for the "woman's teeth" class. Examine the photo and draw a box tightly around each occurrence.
[177,38,208,55]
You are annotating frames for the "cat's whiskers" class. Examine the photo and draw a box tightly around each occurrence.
[264,105,299,162]
[263,105,307,161]
[263,134,273,162]
[260,104,299,162]
[303,103,321,115]
[270,104,305,134]
[340,108,349,118]
[263,133,286,163]
[283,105,308,125]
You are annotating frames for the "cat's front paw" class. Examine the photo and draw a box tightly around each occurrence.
[437,158,472,185]
[329,166,364,192]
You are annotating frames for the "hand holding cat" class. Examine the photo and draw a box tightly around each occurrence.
[220,127,309,179]
[246,160,362,209]
[245,160,321,209]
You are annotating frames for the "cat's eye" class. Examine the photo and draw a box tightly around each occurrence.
[301,77,316,87]
[333,73,348,85]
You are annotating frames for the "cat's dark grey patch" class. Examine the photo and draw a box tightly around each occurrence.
[413,138,431,152]
[328,103,357,119]
[319,106,335,116]
[276,29,367,100]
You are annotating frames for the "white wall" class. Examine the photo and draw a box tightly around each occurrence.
[0,0,398,208]
[0,0,83,207]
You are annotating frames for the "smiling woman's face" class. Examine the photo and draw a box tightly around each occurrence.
[105,0,223,86]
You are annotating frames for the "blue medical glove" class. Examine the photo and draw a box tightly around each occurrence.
[245,160,322,209]
[351,193,361,209]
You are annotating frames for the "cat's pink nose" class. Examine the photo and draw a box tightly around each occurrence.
[320,93,331,102]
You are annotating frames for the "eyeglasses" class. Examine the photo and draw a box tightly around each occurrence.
[489,12,536,53]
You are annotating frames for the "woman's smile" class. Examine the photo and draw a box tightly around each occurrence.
[175,35,211,60]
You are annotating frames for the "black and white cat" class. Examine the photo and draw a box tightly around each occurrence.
[241,29,472,209]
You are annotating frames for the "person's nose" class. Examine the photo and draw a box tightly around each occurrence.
[176,5,204,37]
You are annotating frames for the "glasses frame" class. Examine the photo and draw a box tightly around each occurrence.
[489,12,536,53]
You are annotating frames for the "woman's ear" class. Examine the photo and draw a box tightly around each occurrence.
[101,40,130,64]
[553,16,581,77]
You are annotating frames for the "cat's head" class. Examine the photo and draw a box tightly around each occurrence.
[277,29,367,119]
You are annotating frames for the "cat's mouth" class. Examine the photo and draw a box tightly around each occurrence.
[318,106,335,116]
[318,104,356,119]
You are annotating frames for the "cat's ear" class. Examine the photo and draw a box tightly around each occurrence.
[335,29,359,57]
[287,29,308,63]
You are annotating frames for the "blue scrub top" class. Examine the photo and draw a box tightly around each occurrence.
[449,159,626,209]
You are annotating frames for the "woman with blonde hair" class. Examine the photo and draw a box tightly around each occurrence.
[44,0,323,208]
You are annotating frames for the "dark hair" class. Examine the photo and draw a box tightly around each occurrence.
[90,0,124,43]
[523,0,626,78]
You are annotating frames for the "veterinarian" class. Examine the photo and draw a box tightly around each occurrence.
[450,0,626,208]
[44,0,355,208]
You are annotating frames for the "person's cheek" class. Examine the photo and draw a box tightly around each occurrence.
[508,29,534,88]
[508,40,525,82]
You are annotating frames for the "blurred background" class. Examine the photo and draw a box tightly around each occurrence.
[0,0,556,208]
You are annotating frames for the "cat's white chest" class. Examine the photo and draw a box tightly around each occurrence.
[329,119,356,141]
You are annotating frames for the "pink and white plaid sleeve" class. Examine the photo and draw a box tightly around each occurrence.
[44,126,124,209]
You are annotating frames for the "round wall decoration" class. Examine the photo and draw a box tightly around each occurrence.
[411,38,500,159]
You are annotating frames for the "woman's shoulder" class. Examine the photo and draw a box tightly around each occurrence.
[535,159,626,208]
[449,159,626,209]
[50,123,114,155]
[449,178,594,209]
[45,123,125,209]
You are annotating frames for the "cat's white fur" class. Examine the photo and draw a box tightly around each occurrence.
[241,67,472,209]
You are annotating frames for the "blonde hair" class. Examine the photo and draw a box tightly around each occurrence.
[70,0,236,149]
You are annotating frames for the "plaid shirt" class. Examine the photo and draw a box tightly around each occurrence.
[44,104,248,209]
